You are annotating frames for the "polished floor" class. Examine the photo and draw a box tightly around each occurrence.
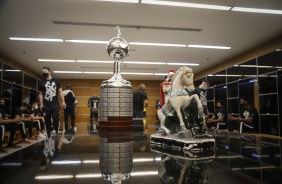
[0,124,281,184]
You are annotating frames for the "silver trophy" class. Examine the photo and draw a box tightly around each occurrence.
[100,26,133,129]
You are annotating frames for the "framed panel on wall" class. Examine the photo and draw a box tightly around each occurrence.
[258,50,282,75]
[30,89,38,104]
[227,58,257,83]
[207,70,226,87]
[12,84,22,110]
[23,73,37,89]
[22,87,29,106]
[3,64,23,85]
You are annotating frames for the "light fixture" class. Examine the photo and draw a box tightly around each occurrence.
[64,40,108,44]
[82,160,99,164]
[94,0,139,3]
[123,61,166,65]
[141,0,231,11]
[53,71,83,73]
[129,42,186,47]
[75,174,101,178]
[232,7,282,15]
[77,60,114,63]
[9,37,63,42]
[133,158,154,162]
[214,74,242,77]
[35,175,74,180]
[130,171,158,176]
[188,45,231,49]
[38,59,76,62]
[51,160,81,165]
[121,72,154,75]
[4,69,20,72]
[83,72,113,74]
[167,63,199,66]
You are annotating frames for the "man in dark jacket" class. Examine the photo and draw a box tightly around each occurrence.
[63,84,76,132]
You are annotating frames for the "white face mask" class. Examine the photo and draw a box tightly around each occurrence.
[35,106,38,109]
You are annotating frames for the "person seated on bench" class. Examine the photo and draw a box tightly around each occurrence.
[207,101,226,129]
[0,98,22,153]
[30,101,46,138]
[19,104,40,141]
[228,96,258,133]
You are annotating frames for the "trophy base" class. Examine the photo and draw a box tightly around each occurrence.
[150,132,215,152]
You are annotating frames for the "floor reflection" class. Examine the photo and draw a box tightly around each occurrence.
[0,125,281,184]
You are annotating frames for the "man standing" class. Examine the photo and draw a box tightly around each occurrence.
[87,94,100,130]
[133,84,148,131]
[195,79,210,116]
[63,84,76,133]
[39,66,66,138]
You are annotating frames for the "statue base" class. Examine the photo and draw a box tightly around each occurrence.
[150,132,215,152]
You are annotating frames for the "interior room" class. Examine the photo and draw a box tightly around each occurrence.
[0,0,282,183]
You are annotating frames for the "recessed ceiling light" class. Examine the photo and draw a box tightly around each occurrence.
[65,40,108,44]
[9,37,63,42]
[38,59,76,62]
[75,174,101,179]
[167,63,199,66]
[35,175,74,180]
[232,7,282,15]
[53,71,83,73]
[214,74,242,77]
[123,61,166,65]
[77,60,114,63]
[129,42,186,47]
[188,45,231,49]
[94,0,139,3]
[141,0,231,11]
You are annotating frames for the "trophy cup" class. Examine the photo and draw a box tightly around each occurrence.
[99,26,133,131]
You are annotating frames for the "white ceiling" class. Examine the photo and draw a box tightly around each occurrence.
[0,0,282,80]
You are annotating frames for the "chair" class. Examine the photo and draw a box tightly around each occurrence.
[239,121,254,133]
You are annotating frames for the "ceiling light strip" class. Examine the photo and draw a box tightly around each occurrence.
[9,37,63,42]
[94,0,139,3]
[167,63,199,66]
[64,40,108,44]
[84,72,113,74]
[53,71,83,73]
[232,7,282,15]
[77,60,114,63]
[141,0,231,11]
[121,72,154,75]
[129,42,186,47]
[38,59,76,62]
[123,61,166,65]
[188,45,231,49]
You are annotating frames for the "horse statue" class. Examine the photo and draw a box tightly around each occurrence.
[157,66,210,138]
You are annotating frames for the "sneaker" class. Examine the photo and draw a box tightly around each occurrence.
[73,127,77,133]
[6,143,22,148]
[38,133,46,138]
[22,139,31,144]
[0,147,8,153]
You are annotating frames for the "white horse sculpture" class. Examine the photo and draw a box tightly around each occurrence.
[157,66,204,135]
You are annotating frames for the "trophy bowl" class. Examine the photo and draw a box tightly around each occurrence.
[106,37,129,60]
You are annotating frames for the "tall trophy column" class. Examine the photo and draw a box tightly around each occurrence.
[99,26,133,131]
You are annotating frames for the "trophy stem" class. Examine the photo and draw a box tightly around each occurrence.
[113,60,121,75]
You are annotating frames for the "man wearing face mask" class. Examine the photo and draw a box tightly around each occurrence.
[228,96,258,133]
[194,79,210,116]
[39,66,66,139]
[207,101,226,129]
